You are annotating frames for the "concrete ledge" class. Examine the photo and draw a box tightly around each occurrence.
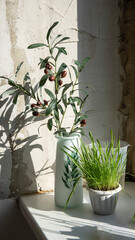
[19,183,135,240]
[19,197,46,240]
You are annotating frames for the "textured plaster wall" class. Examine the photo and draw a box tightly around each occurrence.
[0,0,78,198]
[119,0,135,179]
[0,0,123,198]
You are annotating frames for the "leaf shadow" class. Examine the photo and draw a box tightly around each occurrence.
[0,93,43,198]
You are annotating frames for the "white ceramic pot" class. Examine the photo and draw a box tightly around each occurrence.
[55,133,83,208]
[87,184,122,215]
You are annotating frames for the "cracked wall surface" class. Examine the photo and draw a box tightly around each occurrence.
[0,0,124,198]
[0,0,78,198]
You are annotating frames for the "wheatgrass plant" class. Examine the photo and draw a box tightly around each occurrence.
[63,131,127,191]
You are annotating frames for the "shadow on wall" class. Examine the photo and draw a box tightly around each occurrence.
[0,90,43,199]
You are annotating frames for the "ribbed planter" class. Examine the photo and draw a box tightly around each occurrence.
[87,184,122,215]
[55,133,83,208]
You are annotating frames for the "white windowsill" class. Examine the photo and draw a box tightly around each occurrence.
[19,182,135,240]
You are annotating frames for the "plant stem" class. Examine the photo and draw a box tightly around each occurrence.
[68,73,81,134]
[60,72,80,129]
[54,58,61,130]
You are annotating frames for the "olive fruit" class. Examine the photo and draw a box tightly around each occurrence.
[58,80,63,86]
[49,75,55,81]
[31,104,38,108]
[37,100,42,106]
[80,119,87,127]
[61,70,67,78]
[32,111,40,116]
[44,68,49,74]
[43,100,48,106]
[46,64,52,70]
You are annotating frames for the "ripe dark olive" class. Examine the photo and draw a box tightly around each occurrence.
[80,119,87,127]
[43,100,48,106]
[61,70,67,78]
[37,100,42,106]
[59,80,63,86]
[44,68,49,74]
[31,104,38,108]
[32,111,40,116]
[49,75,55,81]
[46,64,52,70]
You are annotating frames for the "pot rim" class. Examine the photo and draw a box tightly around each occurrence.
[88,140,130,149]
[55,133,81,140]
[86,184,122,196]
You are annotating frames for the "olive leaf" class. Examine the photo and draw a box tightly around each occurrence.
[28,43,47,49]
[57,63,67,76]
[58,104,64,115]
[73,88,88,96]
[79,57,90,72]
[54,109,59,121]
[56,47,67,55]
[28,43,48,49]
[75,114,88,125]
[8,79,16,87]
[53,37,70,48]
[54,128,67,135]
[18,86,31,96]
[55,47,67,61]
[4,79,31,97]
[39,57,51,69]
[73,127,85,135]
[13,92,20,104]
[71,96,82,106]
[46,99,56,115]
[62,94,67,107]
[68,97,77,114]
[15,62,23,76]
[0,77,17,87]
[47,118,53,131]
[80,94,89,108]
[39,74,50,87]
[74,57,90,72]
[51,34,62,47]
[30,87,35,98]
[62,83,72,96]
[44,88,55,99]
[71,65,78,78]
[74,60,81,68]
[46,21,59,43]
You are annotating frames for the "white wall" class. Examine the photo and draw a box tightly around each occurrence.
[0,0,123,198]
[77,0,123,143]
